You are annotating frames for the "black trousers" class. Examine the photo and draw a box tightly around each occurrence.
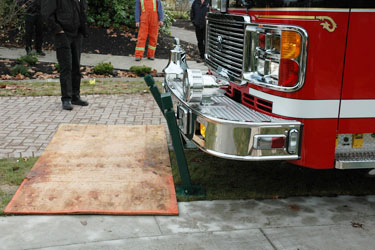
[25,14,43,51]
[195,25,206,59]
[55,34,83,102]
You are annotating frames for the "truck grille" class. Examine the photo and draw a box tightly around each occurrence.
[206,13,250,82]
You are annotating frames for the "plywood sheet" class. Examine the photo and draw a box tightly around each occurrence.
[5,124,178,215]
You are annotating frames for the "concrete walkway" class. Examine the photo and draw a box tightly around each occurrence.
[0,26,204,73]
[1,196,374,249]
[1,26,375,250]
[0,47,206,73]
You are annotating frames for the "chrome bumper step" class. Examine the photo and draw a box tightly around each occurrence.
[335,152,375,169]
[164,76,302,161]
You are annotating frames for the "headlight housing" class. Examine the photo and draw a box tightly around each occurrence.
[243,24,308,92]
[211,0,228,13]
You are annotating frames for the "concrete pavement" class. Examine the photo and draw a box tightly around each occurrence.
[0,46,207,74]
[1,26,375,250]
[1,196,375,249]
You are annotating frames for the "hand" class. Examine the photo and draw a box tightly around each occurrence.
[136,22,140,28]
[159,21,163,26]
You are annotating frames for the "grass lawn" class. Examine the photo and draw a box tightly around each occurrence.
[170,150,375,201]
[0,157,37,215]
[1,150,374,214]
[0,79,161,97]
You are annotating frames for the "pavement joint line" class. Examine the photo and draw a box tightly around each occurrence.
[30,227,278,250]
[260,228,278,250]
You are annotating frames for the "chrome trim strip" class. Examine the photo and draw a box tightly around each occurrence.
[208,54,243,72]
[335,160,375,169]
[209,32,244,43]
[208,46,243,64]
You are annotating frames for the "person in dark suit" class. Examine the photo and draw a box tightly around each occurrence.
[41,0,89,110]
[190,0,209,63]
[18,0,45,55]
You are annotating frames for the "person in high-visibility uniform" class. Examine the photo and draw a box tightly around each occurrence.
[134,0,164,61]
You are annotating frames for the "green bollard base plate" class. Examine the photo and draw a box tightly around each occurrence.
[175,185,206,198]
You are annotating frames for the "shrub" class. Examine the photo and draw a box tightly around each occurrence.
[87,0,172,34]
[16,55,38,66]
[93,62,114,75]
[0,0,25,29]
[87,0,136,28]
[10,64,29,76]
[160,7,174,35]
[129,65,152,76]
[54,63,60,72]
[171,10,189,20]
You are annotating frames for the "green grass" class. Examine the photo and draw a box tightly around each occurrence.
[0,80,162,97]
[0,157,37,214]
[170,150,375,201]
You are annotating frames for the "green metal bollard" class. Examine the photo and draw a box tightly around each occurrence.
[144,75,163,111]
[144,75,205,197]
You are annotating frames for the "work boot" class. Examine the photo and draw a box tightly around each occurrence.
[147,57,155,60]
[62,100,73,110]
[135,57,141,61]
[72,96,89,106]
[36,50,46,56]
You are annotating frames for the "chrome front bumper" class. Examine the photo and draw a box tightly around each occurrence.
[164,75,303,161]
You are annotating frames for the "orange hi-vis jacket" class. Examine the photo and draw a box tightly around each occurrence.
[135,0,160,58]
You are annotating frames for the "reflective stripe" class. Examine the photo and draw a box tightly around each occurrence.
[340,100,375,118]
[140,0,156,12]
[250,88,375,119]
[141,0,145,12]
[148,45,156,50]
[249,88,340,119]
[136,47,145,51]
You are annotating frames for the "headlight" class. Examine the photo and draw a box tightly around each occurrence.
[211,0,221,10]
[243,24,308,92]
[211,0,227,12]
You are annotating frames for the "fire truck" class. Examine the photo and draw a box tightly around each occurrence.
[163,0,375,173]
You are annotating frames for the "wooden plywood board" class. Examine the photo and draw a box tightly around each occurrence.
[5,124,178,215]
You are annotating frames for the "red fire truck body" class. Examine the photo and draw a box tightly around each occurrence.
[163,0,375,170]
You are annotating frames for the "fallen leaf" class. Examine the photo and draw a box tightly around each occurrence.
[288,204,300,211]
[272,195,280,199]
[80,221,87,226]
[0,84,6,88]
[351,222,364,228]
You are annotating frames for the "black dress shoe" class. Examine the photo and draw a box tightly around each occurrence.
[72,97,89,106]
[62,100,73,110]
[36,50,46,56]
